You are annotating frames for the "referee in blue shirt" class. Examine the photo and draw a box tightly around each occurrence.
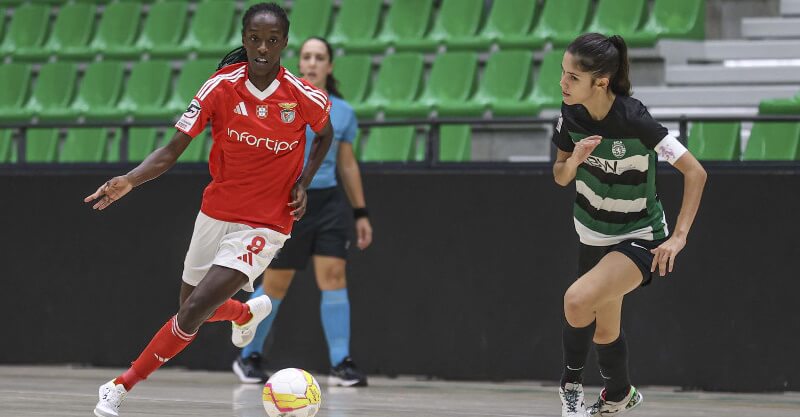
[234,37,372,387]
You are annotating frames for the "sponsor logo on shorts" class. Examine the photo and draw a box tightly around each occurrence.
[237,252,254,266]
[630,242,648,251]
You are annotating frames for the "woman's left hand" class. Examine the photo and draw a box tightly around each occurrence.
[650,235,687,277]
[355,217,373,250]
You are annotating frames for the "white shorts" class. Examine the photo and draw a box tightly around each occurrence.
[182,211,289,292]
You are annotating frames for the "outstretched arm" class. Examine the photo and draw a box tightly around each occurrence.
[84,131,193,210]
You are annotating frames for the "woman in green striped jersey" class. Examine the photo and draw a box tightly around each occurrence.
[552,33,707,417]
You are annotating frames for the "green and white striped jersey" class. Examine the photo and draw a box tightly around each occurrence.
[553,96,685,246]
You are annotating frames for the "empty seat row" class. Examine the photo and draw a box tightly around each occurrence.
[0,124,472,163]
[0,51,563,123]
[0,59,218,123]
[0,0,705,61]
[688,122,800,161]
[0,127,211,163]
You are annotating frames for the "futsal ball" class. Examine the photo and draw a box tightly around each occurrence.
[262,368,321,417]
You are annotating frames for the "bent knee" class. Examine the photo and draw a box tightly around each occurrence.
[563,287,596,315]
[317,267,346,290]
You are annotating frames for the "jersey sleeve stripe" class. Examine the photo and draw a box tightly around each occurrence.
[197,66,246,100]
[283,71,327,101]
[282,73,327,109]
[197,66,243,98]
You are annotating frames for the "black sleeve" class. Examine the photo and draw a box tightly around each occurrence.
[632,105,669,150]
[552,106,575,152]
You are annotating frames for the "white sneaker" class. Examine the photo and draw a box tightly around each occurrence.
[232,295,272,348]
[560,382,587,417]
[94,380,128,417]
[587,386,643,416]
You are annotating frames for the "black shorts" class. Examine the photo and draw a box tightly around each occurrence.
[578,237,667,286]
[269,187,350,270]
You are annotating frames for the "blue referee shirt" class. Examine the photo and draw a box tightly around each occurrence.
[304,95,358,190]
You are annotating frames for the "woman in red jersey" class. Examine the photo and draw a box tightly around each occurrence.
[85,4,332,417]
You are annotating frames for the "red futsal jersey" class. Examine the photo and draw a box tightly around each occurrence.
[176,63,330,234]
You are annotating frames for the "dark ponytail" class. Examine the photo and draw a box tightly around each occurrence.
[217,2,290,70]
[301,36,343,99]
[567,33,632,96]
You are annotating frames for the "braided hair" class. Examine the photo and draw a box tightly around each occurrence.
[217,2,289,70]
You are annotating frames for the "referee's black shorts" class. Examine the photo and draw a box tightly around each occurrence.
[269,186,350,270]
[578,237,667,286]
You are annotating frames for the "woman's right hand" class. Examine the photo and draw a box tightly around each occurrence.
[84,175,133,210]
[567,135,603,166]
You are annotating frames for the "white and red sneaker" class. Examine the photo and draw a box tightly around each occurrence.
[231,295,272,347]
[94,380,128,417]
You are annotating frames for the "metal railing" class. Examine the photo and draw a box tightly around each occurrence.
[2,114,800,171]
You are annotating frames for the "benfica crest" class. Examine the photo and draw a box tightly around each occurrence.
[279,102,297,123]
[256,105,268,119]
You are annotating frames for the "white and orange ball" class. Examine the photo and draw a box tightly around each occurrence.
[262,368,321,417]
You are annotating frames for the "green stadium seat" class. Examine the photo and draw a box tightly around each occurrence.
[687,122,741,161]
[46,2,96,60]
[0,7,5,45]
[626,0,705,47]
[328,0,382,52]
[586,0,647,39]
[532,0,591,47]
[282,56,299,74]
[91,2,142,59]
[759,91,800,115]
[68,61,125,122]
[128,128,159,162]
[25,128,59,163]
[286,0,332,51]
[440,50,532,116]
[182,0,236,58]
[0,130,16,163]
[89,60,171,121]
[385,52,477,118]
[361,126,415,162]
[59,128,113,163]
[395,0,482,51]
[447,0,506,50]
[439,124,471,162]
[332,55,371,103]
[742,122,800,161]
[177,129,208,163]
[0,63,32,122]
[107,127,160,163]
[370,0,432,52]
[29,62,79,122]
[151,59,218,120]
[477,0,542,50]
[352,53,424,118]
[136,1,189,58]
[0,4,50,60]
[492,49,563,116]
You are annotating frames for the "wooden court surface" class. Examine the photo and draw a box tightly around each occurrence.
[0,366,798,416]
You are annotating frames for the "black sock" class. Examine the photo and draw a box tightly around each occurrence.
[596,330,631,402]
[560,320,596,386]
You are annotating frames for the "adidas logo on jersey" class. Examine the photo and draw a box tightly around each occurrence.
[237,252,253,266]
[233,102,249,116]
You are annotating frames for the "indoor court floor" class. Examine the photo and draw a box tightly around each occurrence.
[0,366,798,417]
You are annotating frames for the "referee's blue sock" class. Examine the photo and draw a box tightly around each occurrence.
[241,285,282,359]
[320,288,350,366]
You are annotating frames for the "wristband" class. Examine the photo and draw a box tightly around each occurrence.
[353,207,369,219]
